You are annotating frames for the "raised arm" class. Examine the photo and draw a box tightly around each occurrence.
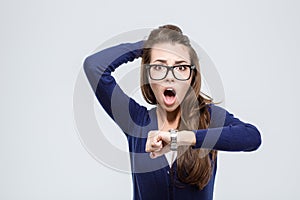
[83,41,150,134]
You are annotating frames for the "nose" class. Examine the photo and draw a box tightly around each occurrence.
[164,68,175,82]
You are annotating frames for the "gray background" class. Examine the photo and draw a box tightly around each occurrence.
[1,0,299,199]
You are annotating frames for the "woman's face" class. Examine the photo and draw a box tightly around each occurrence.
[149,42,192,112]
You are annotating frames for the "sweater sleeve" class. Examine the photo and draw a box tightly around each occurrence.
[83,41,150,134]
[192,104,262,152]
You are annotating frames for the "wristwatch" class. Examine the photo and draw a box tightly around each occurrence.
[169,129,178,151]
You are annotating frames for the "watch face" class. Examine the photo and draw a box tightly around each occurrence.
[169,129,177,134]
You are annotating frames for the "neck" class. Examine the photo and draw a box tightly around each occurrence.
[156,105,181,131]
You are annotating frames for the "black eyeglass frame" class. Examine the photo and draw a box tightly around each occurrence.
[144,64,196,81]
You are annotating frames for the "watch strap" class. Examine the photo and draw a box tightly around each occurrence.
[169,129,177,151]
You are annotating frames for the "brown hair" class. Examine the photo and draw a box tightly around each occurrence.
[140,24,217,190]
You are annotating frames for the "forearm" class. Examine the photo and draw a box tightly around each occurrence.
[177,130,196,146]
[192,124,261,151]
[176,123,261,152]
[83,41,144,92]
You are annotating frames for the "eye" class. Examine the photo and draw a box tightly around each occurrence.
[175,65,188,71]
[152,65,164,71]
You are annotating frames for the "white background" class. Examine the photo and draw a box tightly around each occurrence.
[1,0,299,199]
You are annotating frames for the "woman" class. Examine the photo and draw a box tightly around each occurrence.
[83,25,261,200]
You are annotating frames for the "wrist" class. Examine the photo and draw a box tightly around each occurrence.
[177,130,196,146]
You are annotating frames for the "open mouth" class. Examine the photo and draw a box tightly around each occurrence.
[164,88,176,97]
[163,88,176,106]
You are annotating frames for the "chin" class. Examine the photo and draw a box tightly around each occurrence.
[161,103,180,113]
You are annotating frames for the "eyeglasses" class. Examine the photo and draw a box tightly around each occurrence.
[144,64,195,81]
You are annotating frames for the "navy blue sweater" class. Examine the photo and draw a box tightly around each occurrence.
[83,41,262,200]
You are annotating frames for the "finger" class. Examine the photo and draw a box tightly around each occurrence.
[146,139,162,152]
[149,152,156,159]
[149,145,170,159]
[146,131,158,152]
[151,140,162,148]
[148,130,159,138]
[149,141,162,152]
[157,144,171,156]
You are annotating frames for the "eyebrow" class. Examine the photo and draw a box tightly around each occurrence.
[152,59,189,64]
